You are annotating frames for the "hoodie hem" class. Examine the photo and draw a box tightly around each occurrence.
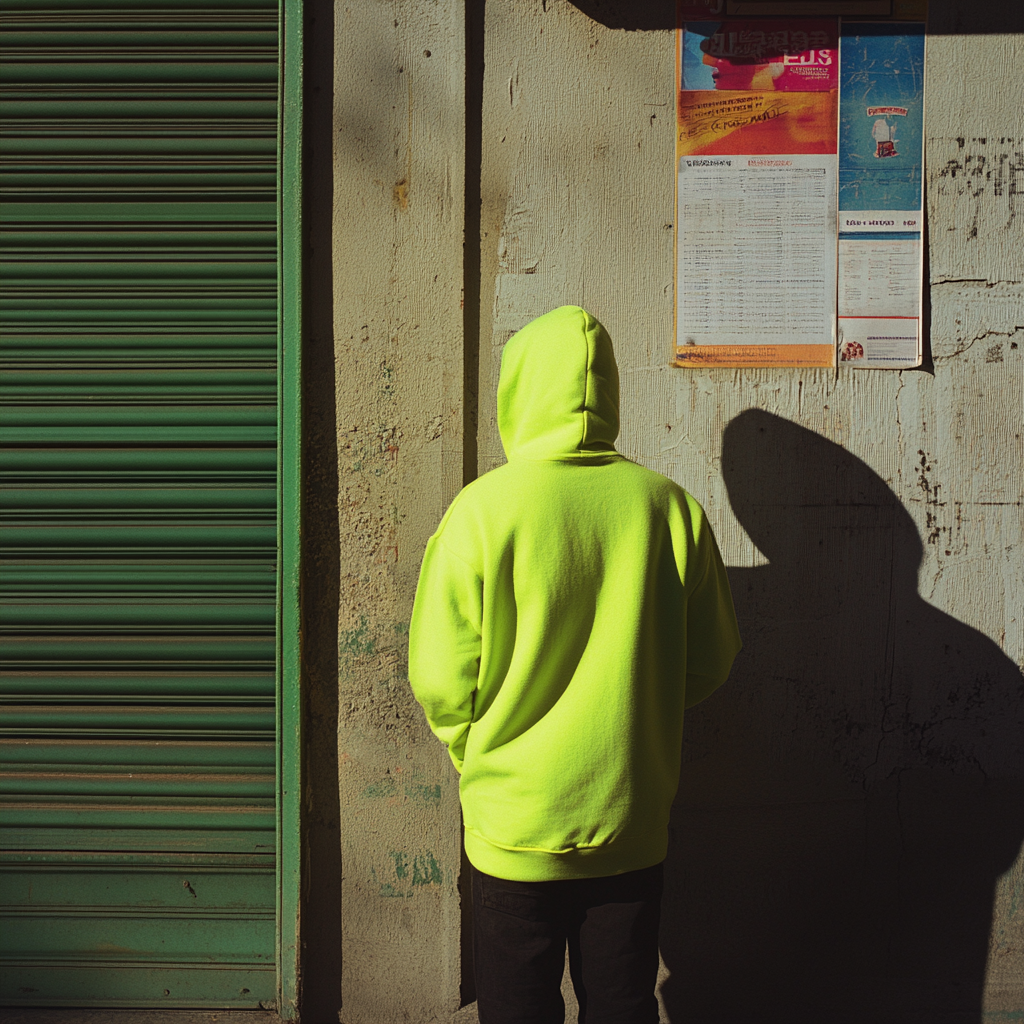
[464,826,668,882]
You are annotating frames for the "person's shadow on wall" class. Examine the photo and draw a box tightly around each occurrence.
[660,410,1024,1024]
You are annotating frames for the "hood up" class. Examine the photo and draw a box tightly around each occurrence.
[497,306,620,461]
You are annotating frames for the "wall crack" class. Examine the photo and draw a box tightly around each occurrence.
[934,324,1023,361]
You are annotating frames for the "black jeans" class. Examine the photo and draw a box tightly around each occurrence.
[471,862,663,1024]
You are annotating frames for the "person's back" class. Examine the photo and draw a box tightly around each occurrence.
[409,306,740,1021]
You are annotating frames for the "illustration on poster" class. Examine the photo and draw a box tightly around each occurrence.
[699,34,832,91]
[682,20,838,93]
[872,118,898,158]
[869,105,907,159]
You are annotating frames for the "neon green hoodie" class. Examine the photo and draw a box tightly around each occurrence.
[409,306,740,881]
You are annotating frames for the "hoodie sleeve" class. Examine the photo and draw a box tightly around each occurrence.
[682,500,742,709]
[408,534,483,772]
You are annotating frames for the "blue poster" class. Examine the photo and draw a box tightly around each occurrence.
[838,24,925,225]
[837,23,925,369]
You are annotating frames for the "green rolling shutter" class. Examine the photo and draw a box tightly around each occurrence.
[0,1,285,1007]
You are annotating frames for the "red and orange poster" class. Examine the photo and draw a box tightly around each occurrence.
[678,91,838,156]
[674,15,839,367]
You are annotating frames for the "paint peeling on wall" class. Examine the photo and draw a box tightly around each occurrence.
[372,850,444,898]
[361,772,442,808]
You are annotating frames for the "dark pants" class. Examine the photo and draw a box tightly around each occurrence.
[471,862,663,1024]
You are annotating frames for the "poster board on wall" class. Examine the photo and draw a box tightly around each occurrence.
[674,0,926,369]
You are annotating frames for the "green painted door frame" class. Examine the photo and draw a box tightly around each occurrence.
[276,1,302,1017]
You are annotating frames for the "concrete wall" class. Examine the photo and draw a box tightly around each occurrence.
[328,2,1023,1021]
[331,3,468,1022]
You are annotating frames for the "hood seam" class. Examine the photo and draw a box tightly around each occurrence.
[579,312,592,454]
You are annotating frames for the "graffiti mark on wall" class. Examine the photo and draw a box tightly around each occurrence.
[372,850,443,897]
[931,136,1021,232]
[360,774,442,807]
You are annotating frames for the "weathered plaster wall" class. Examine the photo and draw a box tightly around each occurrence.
[332,3,468,1021]
[332,1,1022,1021]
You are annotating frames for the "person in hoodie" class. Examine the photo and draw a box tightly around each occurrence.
[409,306,741,1024]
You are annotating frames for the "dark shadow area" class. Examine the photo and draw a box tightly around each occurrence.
[925,1,1024,34]
[460,830,478,1007]
[662,411,1024,1023]
[298,3,342,1021]
[919,201,934,374]
[460,2,486,1006]
[568,0,1024,33]
[568,0,675,31]
[463,0,485,491]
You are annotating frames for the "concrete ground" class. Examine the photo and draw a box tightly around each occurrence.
[0,1012,286,1024]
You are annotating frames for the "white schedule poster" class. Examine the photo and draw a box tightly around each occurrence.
[677,155,838,357]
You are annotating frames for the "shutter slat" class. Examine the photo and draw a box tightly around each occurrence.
[0,676,275,696]
[0,706,274,728]
[0,739,275,766]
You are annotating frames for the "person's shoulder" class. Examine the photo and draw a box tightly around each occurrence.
[615,456,691,500]
[457,461,516,501]
[613,458,710,529]
[432,462,515,531]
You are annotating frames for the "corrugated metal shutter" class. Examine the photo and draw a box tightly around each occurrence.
[0,1,281,1007]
